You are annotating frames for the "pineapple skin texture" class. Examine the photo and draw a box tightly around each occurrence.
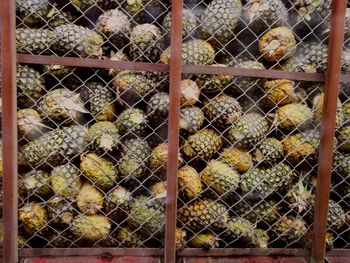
[50,164,82,198]
[72,215,111,242]
[219,147,253,174]
[177,166,203,199]
[19,203,48,235]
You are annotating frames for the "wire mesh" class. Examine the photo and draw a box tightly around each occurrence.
[11,0,349,255]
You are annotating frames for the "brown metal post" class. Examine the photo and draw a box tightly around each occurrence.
[311,0,347,262]
[0,0,18,263]
[164,0,183,263]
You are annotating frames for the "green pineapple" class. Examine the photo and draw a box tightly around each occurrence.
[87,121,119,152]
[234,200,278,225]
[19,202,47,235]
[39,88,87,123]
[16,0,50,26]
[17,109,47,141]
[180,79,200,106]
[50,163,82,198]
[254,137,284,163]
[53,25,103,58]
[233,60,265,91]
[275,103,313,132]
[202,160,240,195]
[273,215,307,243]
[178,199,229,231]
[189,232,219,249]
[71,215,111,243]
[312,93,344,128]
[77,182,104,215]
[161,39,215,65]
[180,107,205,134]
[182,128,223,161]
[337,125,350,152]
[19,125,88,167]
[115,108,148,137]
[118,138,151,179]
[80,153,118,191]
[47,197,75,227]
[196,64,233,94]
[177,166,203,199]
[17,64,45,108]
[219,147,253,174]
[116,228,142,247]
[16,28,56,55]
[130,23,163,62]
[105,186,132,222]
[199,0,242,45]
[227,113,269,150]
[240,163,295,200]
[203,95,242,129]
[82,81,116,122]
[20,170,51,197]
[259,26,296,62]
[97,8,131,49]
[162,9,197,39]
[114,71,156,106]
[147,92,169,126]
[333,152,350,176]
[343,101,350,121]
[324,199,346,230]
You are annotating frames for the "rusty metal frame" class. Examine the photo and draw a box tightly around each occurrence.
[0,0,349,261]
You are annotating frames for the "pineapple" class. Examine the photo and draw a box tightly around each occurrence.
[130,24,163,62]
[147,92,169,126]
[180,107,205,134]
[343,101,350,121]
[333,152,350,176]
[18,109,48,141]
[20,170,51,197]
[114,71,156,107]
[116,108,148,137]
[50,163,82,198]
[80,153,118,191]
[161,39,215,65]
[16,28,56,55]
[116,228,142,247]
[105,186,132,222]
[108,51,129,78]
[47,197,75,227]
[337,125,350,152]
[234,200,278,225]
[291,0,331,28]
[46,7,77,27]
[124,0,147,24]
[39,88,87,123]
[180,79,200,106]
[149,143,180,172]
[254,137,284,163]
[275,103,313,132]
[243,0,288,34]
[203,94,242,129]
[199,0,242,45]
[53,25,103,58]
[87,121,119,152]
[325,199,346,230]
[202,160,240,196]
[227,113,269,150]
[219,147,253,174]
[97,9,131,49]
[149,181,167,198]
[189,231,219,249]
[178,199,229,231]
[70,0,119,11]
[124,0,170,24]
[182,129,223,161]
[176,228,187,248]
[16,0,50,26]
[240,163,295,200]
[71,215,111,243]
[82,81,116,122]
[17,64,45,108]
[19,202,47,234]
[233,60,265,91]
[19,125,88,167]
[263,79,297,107]
[162,9,197,39]
[313,93,344,128]
[177,165,203,199]
[118,138,151,179]
[196,64,233,94]
[77,182,104,215]
[285,180,313,213]
[273,215,307,243]
[259,27,296,62]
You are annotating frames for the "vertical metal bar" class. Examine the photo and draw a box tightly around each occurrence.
[311,0,347,262]
[164,0,183,262]
[0,0,18,263]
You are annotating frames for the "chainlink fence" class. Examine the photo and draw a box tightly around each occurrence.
[11,0,350,252]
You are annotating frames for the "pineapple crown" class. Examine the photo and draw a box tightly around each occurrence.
[289,179,313,213]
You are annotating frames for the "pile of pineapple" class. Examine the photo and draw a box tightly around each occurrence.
[10,0,350,250]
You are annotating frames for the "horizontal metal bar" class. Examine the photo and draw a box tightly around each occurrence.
[182,257,308,263]
[16,54,170,72]
[20,257,161,263]
[177,248,310,257]
[326,249,350,257]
